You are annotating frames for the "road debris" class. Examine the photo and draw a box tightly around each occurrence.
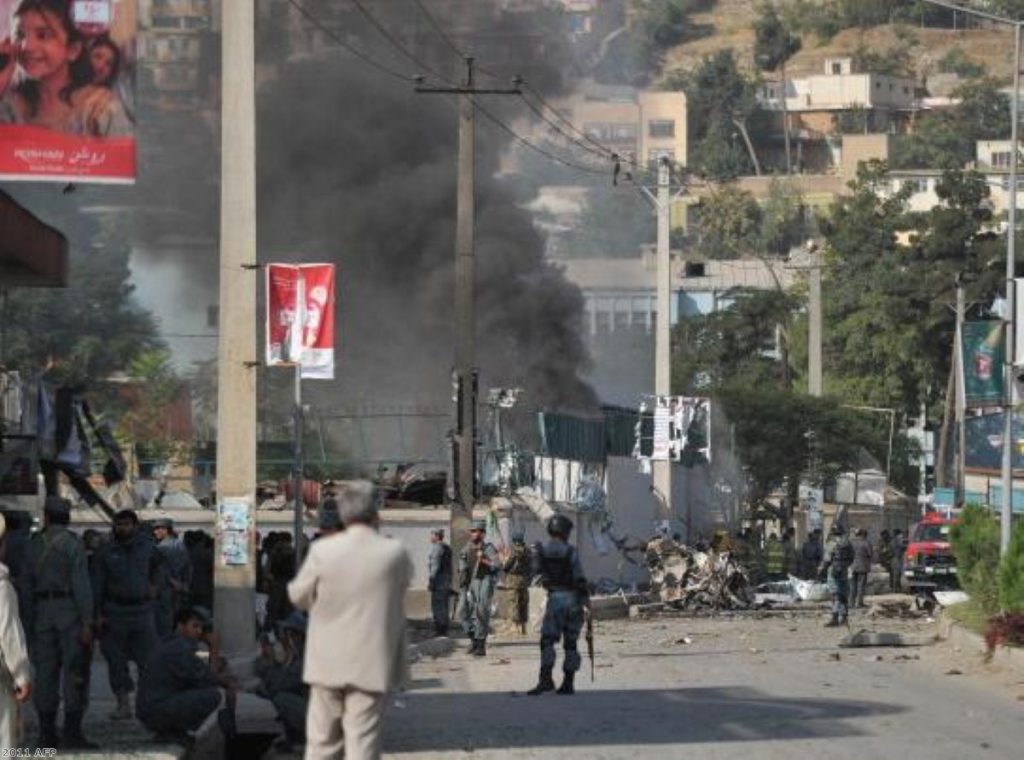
[646,536,752,610]
[839,630,935,648]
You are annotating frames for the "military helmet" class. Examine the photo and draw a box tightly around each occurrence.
[547,514,573,538]
[511,530,525,544]
[152,517,173,530]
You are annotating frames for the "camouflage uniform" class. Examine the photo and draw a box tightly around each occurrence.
[822,528,854,626]
[502,538,532,632]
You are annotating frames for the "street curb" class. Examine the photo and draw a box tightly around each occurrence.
[938,609,1024,674]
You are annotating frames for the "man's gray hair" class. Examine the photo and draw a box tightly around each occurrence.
[336,480,379,525]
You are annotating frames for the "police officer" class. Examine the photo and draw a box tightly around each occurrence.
[502,531,532,636]
[527,514,588,697]
[427,528,452,637]
[153,517,192,637]
[458,519,498,656]
[24,497,96,749]
[94,509,163,721]
[820,523,854,627]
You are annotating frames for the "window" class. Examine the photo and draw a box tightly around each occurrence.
[875,81,881,89]
[903,86,910,95]
[684,261,707,278]
[583,122,637,144]
[595,311,611,335]
[648,119,675,138]
[831,62,842,75]
[993,151,1013,169]
[614,310,629,333]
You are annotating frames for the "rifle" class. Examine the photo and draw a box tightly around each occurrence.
[585,604,594,682]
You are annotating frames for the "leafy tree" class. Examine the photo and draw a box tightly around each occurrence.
[937,47,986,79]
[892,78,1009,170]
[696,185,763,260]
[951,504,1002,615]
[668,49,761,176]
[2,206,160,389]
[999,521,1024,613]
[118,350,189,465]
[629,0,715,76]
[754,2,801,174]
[714,384,879,516]
[851,40,914,77]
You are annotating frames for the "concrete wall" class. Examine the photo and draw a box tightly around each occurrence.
[638,91,687,166]
[840,134,893,180]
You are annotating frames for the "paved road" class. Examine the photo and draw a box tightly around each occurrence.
[384,610,1024,759]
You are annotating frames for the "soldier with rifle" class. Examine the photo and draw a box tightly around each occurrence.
[458,520,499,657]
[528,514,590,696]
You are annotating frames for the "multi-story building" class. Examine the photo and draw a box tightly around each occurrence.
[759,57,918,139]
[137,0,219,110]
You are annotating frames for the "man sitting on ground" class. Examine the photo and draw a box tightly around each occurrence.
[255,610,309,750]
[136,607,236,746]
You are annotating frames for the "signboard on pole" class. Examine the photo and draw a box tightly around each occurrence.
[0,0,137,183]
[643,396,711,464]
[961,320,1005,408]
[266,263,337,380]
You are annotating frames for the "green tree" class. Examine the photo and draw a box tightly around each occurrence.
[695,185,762,260]
[754,2,802,174]
[629,0,715,76]
[2,209,159,388]
[668,49,761,176]
[950,504,1002,615]
[999,521,1024,612]
[118,350,189,466]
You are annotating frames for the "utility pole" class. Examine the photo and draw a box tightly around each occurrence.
[639,159,685,524]
[416,60,521,561]
[807,244,823,397]
[1002,24,1021,555]
[955,275,966,508]
[214,0,257,657]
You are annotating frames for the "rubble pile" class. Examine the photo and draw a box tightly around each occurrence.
[645,536,752,610]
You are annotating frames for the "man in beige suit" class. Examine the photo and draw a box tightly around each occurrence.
[0,514,32,750]
[288,481,413,760]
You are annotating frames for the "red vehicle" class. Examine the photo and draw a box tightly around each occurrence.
[904,512,960,592]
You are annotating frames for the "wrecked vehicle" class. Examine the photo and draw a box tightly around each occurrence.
[646,535,752,610]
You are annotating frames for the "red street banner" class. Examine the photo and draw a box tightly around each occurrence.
[266,263,337,380]
[0,0,137,183]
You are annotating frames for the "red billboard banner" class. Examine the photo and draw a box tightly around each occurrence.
[0,0,137,183]
[266,263,337,380]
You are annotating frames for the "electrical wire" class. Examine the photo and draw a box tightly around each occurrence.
[347,0,456,85]
[517,90,618,163]
[287,0,609,178]
[409,0,465,60]
[286,0,414,83]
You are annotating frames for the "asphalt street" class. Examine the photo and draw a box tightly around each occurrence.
[383,610,1024,759]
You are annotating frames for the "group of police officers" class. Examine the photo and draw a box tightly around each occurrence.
[11,496,198,748]
[428,514,591,696]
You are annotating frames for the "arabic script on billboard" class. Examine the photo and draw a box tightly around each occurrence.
[0,0,136,183]
[266,263,337,380]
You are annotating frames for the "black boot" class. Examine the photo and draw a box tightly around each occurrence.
[466,639,479,654]
[527,666,555,696]
[473,639,486,657]
[36,713,59,750]
[60,711,99,750]
[556,671,576,695]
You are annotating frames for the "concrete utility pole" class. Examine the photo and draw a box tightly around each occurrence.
[955,275,966,507]
[808,248,823,397]
[214,0,257,656]
[639,158,685,523]
[416,60,521,561]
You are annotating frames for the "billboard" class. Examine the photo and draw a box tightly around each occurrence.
[0,0,136,183]
[961,320,1005,408]
[266,263,337,380]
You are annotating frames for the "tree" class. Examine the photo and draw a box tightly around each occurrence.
[2,205,160,389]
[118,350,189,466]
[754,2,802,174]
[669,49,762,176]
[695,185,763,260]
[629,1,715,77]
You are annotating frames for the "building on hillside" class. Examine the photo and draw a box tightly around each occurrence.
[138,0,220,111]
[529,80,687,169]
[757,57,918,172]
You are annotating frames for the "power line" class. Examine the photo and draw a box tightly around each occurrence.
[409,0,465,59]
[517,89,618,164]
[473,98,608,175]
[347,0,456,85]
[286,0,414,83]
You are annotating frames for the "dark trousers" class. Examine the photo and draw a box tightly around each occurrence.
[850,571,869,607]
[100,607,159,695]
[140,688,221,734]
